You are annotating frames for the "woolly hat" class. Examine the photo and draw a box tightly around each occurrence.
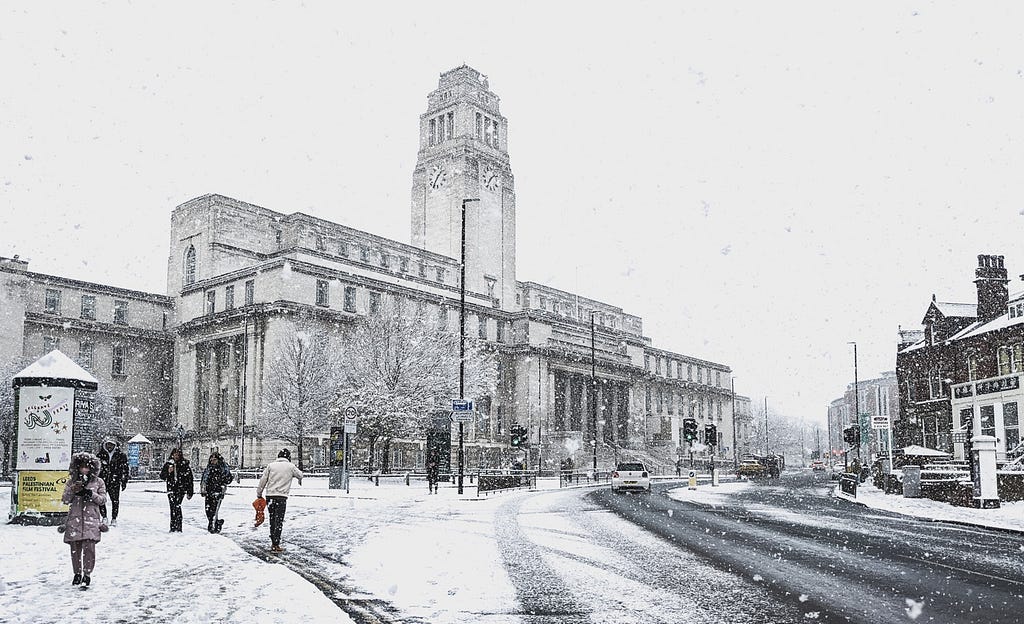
[278,448,291,460]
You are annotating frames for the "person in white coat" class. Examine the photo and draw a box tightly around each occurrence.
[255,449,303,552]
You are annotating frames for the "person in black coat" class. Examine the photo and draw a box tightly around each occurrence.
[159,448,194,532]
[200,452,232,533]
[97,439,129,525]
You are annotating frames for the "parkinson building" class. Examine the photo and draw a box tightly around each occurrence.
[2,66,736,472]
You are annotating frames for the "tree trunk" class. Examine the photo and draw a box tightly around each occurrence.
[298,436,305,471]
[367,435,377,475]
[381,438,392,473]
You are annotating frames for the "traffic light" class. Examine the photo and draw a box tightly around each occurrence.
[683,418,698,443]
[843,426,860,447]
[704,424,717,447]
[510,425,528,448]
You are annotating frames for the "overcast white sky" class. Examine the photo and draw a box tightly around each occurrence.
[4,3,1024,426]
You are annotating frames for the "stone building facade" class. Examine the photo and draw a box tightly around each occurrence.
[2,65,737,472]
[826,371,898,462]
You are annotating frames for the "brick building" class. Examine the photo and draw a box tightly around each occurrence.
[897,255,1024,461]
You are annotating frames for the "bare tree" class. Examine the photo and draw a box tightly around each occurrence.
[339,302,497,472]
[259,327,341,470]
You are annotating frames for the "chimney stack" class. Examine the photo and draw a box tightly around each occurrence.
[975,254,1009,323]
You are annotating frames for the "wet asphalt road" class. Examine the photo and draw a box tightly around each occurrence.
[592,471,1024,624]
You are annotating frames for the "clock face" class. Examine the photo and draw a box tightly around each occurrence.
[482,164,500,192]
[429,165,448,190]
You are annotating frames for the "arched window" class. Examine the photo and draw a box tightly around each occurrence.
[184,245,196,286]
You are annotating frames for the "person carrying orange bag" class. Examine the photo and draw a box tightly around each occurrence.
[252,496,267,528]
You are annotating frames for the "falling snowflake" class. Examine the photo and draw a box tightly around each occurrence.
[752,574,763,581]
[905,598,924,620]
[804,612,819,619]
[667,509,673,517]
[799,594,809,602]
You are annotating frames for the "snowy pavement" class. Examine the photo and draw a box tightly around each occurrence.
[835,482,1024,533]
[0,485,353,624]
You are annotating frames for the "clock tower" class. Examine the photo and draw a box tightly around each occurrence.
[411,65,516,312]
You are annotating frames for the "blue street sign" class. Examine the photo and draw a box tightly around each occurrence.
[452,399,474,412]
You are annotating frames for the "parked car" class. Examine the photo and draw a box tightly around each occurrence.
[737,459,767,478]
[830,463,845,480]
[811,460,826,471]
[611,462,651,492]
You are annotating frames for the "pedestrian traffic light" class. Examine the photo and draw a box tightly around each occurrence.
[704,424,717,447]
[843,426,860,447]
[510,425,527,448]
[683,418,698,443]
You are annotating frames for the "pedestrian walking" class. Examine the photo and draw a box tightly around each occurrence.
[200,452,232,533]
[60,452,108,588]
[255,449,303,552]
[426,457,440,494]
[159,448,194,532]
[97,439,129,526]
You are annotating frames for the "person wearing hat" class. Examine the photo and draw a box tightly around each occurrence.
[255,449,303,552]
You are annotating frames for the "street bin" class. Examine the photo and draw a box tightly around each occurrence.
[903,465,922,498]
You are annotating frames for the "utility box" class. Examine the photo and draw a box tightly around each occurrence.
[902,465,922,498]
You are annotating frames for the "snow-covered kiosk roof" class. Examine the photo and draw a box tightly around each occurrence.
[13,350,99,389]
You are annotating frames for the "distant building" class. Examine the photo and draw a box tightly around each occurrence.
[734,395,754,455]
[897,254,1024,461]
[826,371,898,462]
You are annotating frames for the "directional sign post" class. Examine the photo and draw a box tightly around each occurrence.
[342,406,357,493]
[451,399,475,423]
[871,414,895,492]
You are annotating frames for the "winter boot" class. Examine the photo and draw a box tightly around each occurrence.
[208,520,215,533]
[82,575,91,587]
[215,519,224,533]
[72,574,82,585]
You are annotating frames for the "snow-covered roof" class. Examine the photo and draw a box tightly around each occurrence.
[933,301,976,318]
[14,350,99,385]
[127,434,152,444]
[950,312,1024,341]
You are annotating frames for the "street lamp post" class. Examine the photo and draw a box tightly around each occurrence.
[458,197,479,495]
[590,311,598,474]
[731,376,738,469]
[764,397,769,456]
[849,341,861,463]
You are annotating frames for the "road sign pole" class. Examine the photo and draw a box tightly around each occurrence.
[342,432,350,494]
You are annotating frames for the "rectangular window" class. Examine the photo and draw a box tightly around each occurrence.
[225,285,235,310]
[688,364,693,381]
[1004,402,1020,452]
[716,371,722,386]
[80,295,96,320]
[360,246,369,263]
[399,257,409,273]
[478,316,488,340]
[339,240,349,257]
[496,320,505,343]
[114,300,129,325]
[78,340,93,370]
[344,286,357,312]
[274,229,282,247]
[45,289,61,314]
[492,119,499,147]
[205,291,215,316]
[446,112,454,140]
[656,387,663,413]
[980,405,996,438]
[43,335,60,353]
[244,280,254,306]
[369,291,381,316]
[475,112,483,139]
[111,344,126,376]
[418,262,427,278]
[315,235,326,251]
[667,389,674,415]
[968,355,979,381]
[316,280,329,307]
[429,118,436,145]
[645,387,651,412]
[113,397,125,425]
[998,346,1011,375]
[380,252,389,269]
[1014,344,1024,373]
[644,355,650,370]
[484,117,493,146]
[435,267,445,283]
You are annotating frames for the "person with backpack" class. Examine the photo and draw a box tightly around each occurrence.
[159,448,194,532]
[60,452,108,587]
[200,451,232,533]
[255,449,303,552]
[426,457,440,494]
[97,439,129,526]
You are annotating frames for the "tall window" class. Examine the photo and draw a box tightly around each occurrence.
[492,119,499,147]
[380,252,390,269]
[244,280,255,306]
[437,305,447,329]
[45,289,61,314]
[998,346,1011,375]
[80,295,96,320]
[368,291,381,316]
[113,300,128,325]
[418,262,427,278]
[316,280,330,307]
[644,355,650,370]
[688,364,693,381]
[478,315,488,340]
[205,291,215,316]
[475,112,483,139]
[360,246,369,263]
[1014,344,1024,373]
[435,267,445,283]
[496,320,505,343]
[78,340,94,370]
[225,285,235,310]
[315,235,326,251]
[980,405,996,438]
[111,344,126,376]
[446,112,454,140]
[1004,402,1020,453]
[399,257,409,273]
[339,240,349,257]
[184,245,196,286]
[344,286,357,313]
[968,355,980,381]
[113,397,125,427]
[667,389,674,415]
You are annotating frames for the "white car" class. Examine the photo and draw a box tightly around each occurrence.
[611,462,651,492]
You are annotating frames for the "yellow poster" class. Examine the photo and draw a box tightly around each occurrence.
[17,471,69,513]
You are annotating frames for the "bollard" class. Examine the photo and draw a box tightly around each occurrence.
[688,469,697,490]
[405,472,410,486]
[971,435,1000,509]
